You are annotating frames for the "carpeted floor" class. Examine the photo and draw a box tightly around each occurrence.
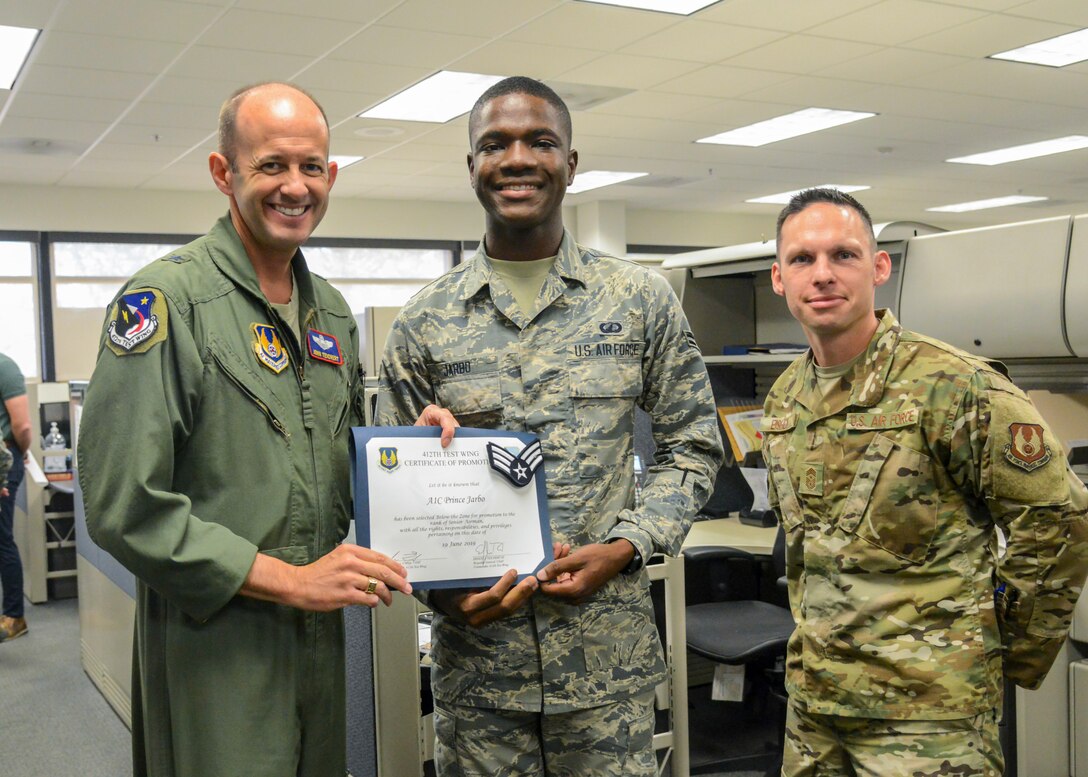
[0,596,768,777]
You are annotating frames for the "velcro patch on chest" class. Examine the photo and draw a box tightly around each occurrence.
[307,328,343,366]
[798,462,824,496]
[570,341,643,359]
[846,408,919,430]
[760,414,796,433]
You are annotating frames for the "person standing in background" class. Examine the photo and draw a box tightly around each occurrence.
[0,351,31,642]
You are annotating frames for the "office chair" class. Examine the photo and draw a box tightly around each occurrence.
[684,527,793,776]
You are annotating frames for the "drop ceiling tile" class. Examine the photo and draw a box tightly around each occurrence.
[5,94,131,123]
[52,0,221,43]
[297,60,430,103]
[650,64,795,99]
[170,45,314,82]
[698,0,884,32]
[815,47,970,85]
[590,90,721,120]
[197,8,360,57]
[234,0,403,23]
[123,100,220,130]
[722,33,883,73]
[1003,0,1088,25]
[0,116,111,145]
[0,0,65,28]
[80,142,194,163]
[618,21,786,64]
[806,0,985,45]
[449,41,600,80]
[107,123,212,147]
[58,169,159,187]
[380,0,562,37]
[507,3,679,51]
[554,53,703,90]
[32,31,186,74]
[905,13,1075,56]
[332,26,488,68]
[16,65,154,101]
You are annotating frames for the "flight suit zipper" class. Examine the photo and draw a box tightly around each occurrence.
[211,352,290,440]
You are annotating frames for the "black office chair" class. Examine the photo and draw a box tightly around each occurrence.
[684,527,793,776]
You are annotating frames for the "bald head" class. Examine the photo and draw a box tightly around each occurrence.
[218,82,330,168]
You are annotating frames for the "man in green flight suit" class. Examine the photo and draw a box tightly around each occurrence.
[77,82,445,777]
[377,77,723,776]
[762,188,1088,776]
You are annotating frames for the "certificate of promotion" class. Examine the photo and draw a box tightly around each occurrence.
[351,427,553,589]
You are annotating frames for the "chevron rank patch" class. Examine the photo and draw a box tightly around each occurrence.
[487,440,543,488]
[106,288,168,356]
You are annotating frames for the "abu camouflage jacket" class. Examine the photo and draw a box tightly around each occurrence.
[376,230,723,712]
[763,310,1088,719]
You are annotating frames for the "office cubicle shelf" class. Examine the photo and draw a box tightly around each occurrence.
[703,354,799,367]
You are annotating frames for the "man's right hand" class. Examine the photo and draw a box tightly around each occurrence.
[242,544,412,611]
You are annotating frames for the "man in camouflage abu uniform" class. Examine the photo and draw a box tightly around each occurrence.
[762,188,1088,776]
[376,77,723,776]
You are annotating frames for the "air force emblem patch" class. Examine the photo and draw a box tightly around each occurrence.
[252,323,289,374]
[1004,422,1052,471]
[106,288,168,356]
[307,328,343,366]
[378,447,399,472]
[487,440,543,488]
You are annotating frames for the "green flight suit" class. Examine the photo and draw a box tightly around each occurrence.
[78,215,363,777]
[762,310,1088,773]
[376,231,723,771]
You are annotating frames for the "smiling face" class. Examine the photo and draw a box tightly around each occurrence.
[209,85,337,265]
[467,92,577,259]
[771,201,891,364]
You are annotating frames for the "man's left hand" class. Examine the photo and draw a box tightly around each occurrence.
[536,540,635,602]
[414,404,459,448]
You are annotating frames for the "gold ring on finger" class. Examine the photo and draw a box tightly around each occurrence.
[365,577,378,595]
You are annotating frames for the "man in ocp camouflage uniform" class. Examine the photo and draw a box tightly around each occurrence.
[762,188,1088,776]
[376,77,723,776]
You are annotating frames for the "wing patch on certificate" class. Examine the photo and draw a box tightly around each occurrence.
[487,440,543,487]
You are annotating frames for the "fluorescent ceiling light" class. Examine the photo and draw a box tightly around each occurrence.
[567,171,648,194]
[696,107,876,147]
[991,28,1088,67]
[746,184,870,205]
[329,155,364,170]
[576,0,720,14]
[947,135,1088,165]
[359,71,505,123]
[926,195,1047,213]
[0,25,40,90]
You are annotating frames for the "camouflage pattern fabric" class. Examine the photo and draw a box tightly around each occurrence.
[433,690,656,777]
[762,309,1088,721]
[782,700,1002,776]
[376,230,723,713]
[0,444,11,488]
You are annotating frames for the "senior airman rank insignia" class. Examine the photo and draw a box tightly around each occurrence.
[307,328,343,366]
[106,288,168,356]
[251,323,289,374]
[487,440,543,488]
[1005,422,1052,471]
[378,447,399,472]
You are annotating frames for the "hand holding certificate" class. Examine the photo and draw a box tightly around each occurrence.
[351,427,553,589]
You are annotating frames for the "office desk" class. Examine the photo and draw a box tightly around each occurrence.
[684,516,776,555]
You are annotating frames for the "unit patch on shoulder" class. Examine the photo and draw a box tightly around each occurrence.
[251,323,289,374]
[1004,422,1052,472]
[307,328,343,366]
[106,288,168,356]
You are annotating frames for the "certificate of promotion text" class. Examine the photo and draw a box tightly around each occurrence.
[351,427,553,589]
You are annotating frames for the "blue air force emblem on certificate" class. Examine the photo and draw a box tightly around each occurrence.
[378,447,399,472]
[106,288,168,355]
[252,323,289,374]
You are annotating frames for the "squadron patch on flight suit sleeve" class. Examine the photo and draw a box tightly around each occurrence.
[105,288,168,356]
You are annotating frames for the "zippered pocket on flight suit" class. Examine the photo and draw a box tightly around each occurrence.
[211,350,291,440]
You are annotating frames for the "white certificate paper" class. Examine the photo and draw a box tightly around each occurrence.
[351,427,552,589]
